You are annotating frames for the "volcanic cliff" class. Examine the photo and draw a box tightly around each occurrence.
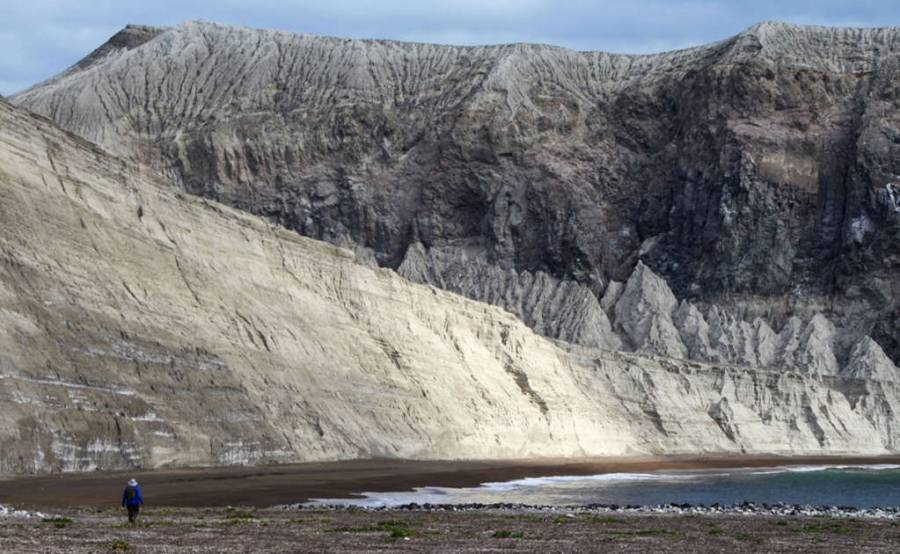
[14,21,899,373]
[1,98,899,473]
[1,21,899,472]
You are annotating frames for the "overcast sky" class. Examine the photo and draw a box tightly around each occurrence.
[2,0,898,95]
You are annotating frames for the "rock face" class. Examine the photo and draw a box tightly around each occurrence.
[2,98,900,473]
[12,20,900,369]
[842,337,899,381]
[397,244,878,376]
[398,242,620,350]
[614,262,686,358]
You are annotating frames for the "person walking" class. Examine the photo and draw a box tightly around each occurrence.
[121,478,144,524]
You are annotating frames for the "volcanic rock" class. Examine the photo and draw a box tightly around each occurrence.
[12,21,900,369]
[2,98,900,473]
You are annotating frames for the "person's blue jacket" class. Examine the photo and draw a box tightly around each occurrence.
[122,484,144,507]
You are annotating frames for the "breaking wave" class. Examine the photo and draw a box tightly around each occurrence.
[306,464,900,508]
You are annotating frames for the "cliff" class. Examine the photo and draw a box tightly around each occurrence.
[13,21,900,371]
[0,99,898,473]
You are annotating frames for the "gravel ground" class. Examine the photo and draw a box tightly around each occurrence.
[2,506,900,553]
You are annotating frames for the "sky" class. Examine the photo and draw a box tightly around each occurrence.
[2,0,898,95]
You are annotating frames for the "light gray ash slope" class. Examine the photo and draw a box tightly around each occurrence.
[13,21,900,372]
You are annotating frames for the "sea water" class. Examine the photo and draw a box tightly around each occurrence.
[309,465,900,509]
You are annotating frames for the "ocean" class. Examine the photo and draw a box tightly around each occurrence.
[309,464,900,509]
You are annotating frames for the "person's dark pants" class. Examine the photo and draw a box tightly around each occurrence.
[126,504,140,523]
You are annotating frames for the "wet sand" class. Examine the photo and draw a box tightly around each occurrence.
[3,455,900,509]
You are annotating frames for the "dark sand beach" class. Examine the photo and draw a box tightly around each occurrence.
[4,455,900,508]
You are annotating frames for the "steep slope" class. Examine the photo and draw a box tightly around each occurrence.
[1,99,899,473]
[14,21,900,370]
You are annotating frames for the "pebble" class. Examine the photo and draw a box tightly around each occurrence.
[277,501,900,520]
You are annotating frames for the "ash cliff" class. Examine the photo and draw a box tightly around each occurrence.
[1,99,899,474]
[13,21,899,373]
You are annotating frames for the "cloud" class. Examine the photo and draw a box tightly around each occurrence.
[1,0,898,95]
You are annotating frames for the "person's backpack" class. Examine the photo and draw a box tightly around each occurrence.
[124,485,137,502]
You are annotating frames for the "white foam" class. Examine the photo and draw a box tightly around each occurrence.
[783,464,900,473]
[479,472,675,492]
[453,465,900,494]
[741,464,900,475]
[309,487,452,508]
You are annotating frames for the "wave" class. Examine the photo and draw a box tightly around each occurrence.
[478,472,675,492]
[751,464,900,475]
[305,463,900,507]
[481,464,900,491]
[307,486,454,508]
[311,471,720,504]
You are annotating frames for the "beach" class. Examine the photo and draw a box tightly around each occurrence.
[4,456,900,552]
[3,455,900,508]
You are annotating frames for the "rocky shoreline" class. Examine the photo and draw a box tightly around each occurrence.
[287,502,900,520]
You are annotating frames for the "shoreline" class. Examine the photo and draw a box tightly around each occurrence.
[2,454,900,509]
[280,502,900,521]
